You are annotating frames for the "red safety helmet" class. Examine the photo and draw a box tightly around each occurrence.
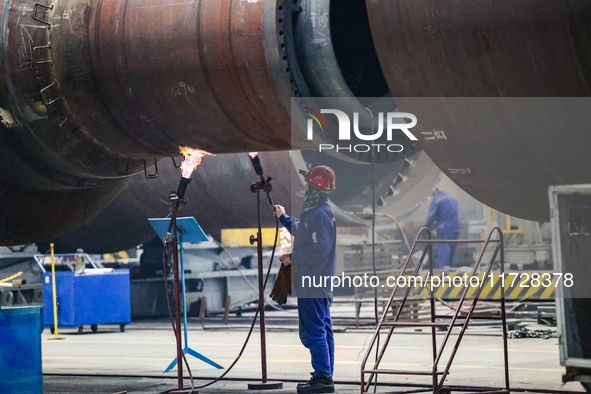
[301,165,336,191]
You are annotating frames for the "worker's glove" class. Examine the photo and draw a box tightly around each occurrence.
[279,254,291,266]
[270,263,298,305]
[274,205,286,218]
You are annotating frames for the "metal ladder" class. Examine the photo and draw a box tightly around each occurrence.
[360,227,510,394]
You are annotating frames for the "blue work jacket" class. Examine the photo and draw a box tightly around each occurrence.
[426,191,460,234]
[279,202,336,298]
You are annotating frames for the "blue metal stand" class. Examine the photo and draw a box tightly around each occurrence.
[149,217,224,372]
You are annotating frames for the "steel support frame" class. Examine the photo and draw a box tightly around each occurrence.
[360,227,510,394]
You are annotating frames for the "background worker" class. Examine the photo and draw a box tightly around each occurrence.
[425,188,460,269]
[74,248,85,274]
[272,165,337,394]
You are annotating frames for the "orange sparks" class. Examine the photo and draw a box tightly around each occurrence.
[179,146,213,178]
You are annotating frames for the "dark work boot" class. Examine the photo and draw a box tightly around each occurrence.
[296,373,335,394]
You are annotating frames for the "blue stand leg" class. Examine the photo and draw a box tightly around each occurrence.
[184,347,224,369]
[163,358,179,373]
[163,347,223,373]
[164,236,223,372]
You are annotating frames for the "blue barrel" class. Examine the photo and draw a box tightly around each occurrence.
[0,307,43,394]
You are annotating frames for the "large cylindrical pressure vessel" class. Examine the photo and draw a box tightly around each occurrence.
[367,0,591,221]
[1,0,415,245]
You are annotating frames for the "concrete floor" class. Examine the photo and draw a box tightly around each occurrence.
[41,313,587,394]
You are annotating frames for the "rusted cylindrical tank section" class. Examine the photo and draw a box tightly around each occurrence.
[367,0,591,221]
[1,0,412,245]
[1,0,294,189]
[6,0,589,244]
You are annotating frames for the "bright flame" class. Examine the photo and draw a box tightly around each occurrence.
[249,152,259,159]
[179,146,213,178]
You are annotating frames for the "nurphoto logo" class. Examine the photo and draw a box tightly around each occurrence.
[304,108,418,153]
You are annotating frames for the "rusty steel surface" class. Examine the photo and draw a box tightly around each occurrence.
[368,0,591,97]
[87,0,293,156]
[8,0,587,242]
[367,0,591,221]
[0,0,301,244]
[3,0,417,245]
[1,0,293,185]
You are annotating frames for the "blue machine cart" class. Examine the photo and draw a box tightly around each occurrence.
[35,254,131,333]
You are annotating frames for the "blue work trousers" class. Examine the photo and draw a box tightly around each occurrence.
[297,297,334,377]
[433,231,459,269]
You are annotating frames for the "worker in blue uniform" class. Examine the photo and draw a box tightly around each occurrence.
[425,188,460,269]
[273,165,337,394]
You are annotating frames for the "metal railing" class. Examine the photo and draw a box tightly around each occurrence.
[360,227,510,394]
[34,253,102,273]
